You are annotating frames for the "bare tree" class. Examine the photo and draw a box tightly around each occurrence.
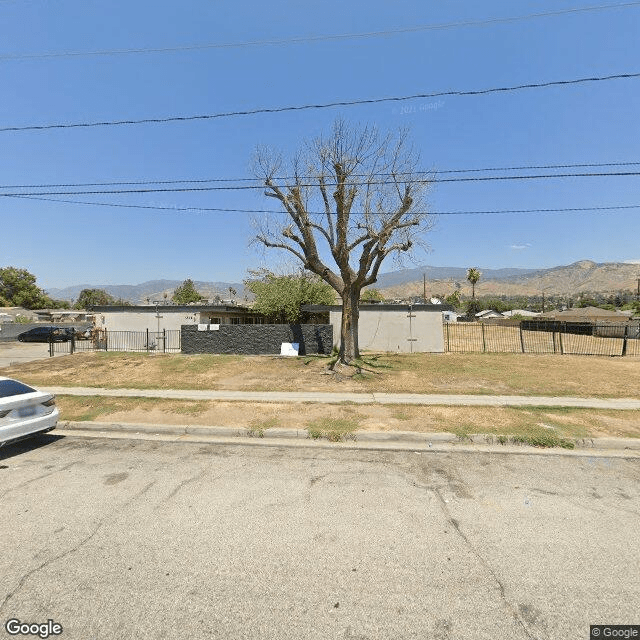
[253,119,433,363]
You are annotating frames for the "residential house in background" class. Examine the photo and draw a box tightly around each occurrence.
[539,306,632,322]
[91,304,263,332]
[475,309,504,320]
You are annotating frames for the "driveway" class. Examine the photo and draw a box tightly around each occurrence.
[0,435,638,639]
[0,342,55,368]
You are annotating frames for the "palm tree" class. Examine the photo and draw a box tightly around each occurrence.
[466,268,481,300]
[466,268,481,320]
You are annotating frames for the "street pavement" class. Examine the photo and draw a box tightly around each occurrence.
[0,434,638,639]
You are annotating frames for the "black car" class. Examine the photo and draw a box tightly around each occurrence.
[17,326,74,342]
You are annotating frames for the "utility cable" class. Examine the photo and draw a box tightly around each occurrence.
[1,2,639,61]
[1,161,639,190]
[9,194,640,216]
[1,72,638,133]
[1,171,639,196]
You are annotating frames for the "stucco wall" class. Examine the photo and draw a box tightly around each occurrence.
[329,308,444,353]
[96,310,201,332]
[181,324,333,355]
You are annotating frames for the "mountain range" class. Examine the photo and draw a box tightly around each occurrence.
[46,280,248,304]
[376,260,640,299]
[45,260,640,303]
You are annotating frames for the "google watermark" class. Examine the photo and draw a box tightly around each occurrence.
[591,626,640,638]
[392,100,445,116]
[5,619,63,639]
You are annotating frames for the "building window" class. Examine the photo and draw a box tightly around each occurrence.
[230,317,242,325]
[209,317,221,324]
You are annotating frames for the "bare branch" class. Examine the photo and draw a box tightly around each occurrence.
[255,235,306,264]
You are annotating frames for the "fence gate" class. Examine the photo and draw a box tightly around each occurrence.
[49,329,181,356]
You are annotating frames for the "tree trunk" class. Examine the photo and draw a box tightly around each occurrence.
[338,287,361,363]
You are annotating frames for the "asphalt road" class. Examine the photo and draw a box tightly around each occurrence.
[0,435,638,640]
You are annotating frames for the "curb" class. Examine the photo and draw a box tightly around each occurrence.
[57,421,640,452]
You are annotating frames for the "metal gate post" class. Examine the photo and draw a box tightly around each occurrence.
[519,324,525,353]
[622,324,628,357]
[146,328,149,354]
[49,335,53,357]
[163,328,166,353]
[481,323,486,353]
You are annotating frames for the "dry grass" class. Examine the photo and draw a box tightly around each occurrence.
[3,350,640,398]
[55,395,640,440]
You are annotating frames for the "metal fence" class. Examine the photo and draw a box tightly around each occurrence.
[443,321,640,357]
[50,329,181,355]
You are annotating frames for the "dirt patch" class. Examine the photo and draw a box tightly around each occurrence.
[55,395,640,440]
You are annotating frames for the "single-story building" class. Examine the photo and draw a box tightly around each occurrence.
[539,306,632,322]
[34,309,95,323]
[502,309,541,318]
[475,309,504,320]
[91,304,264,332]
[302,303,450,353]
[442,310,462,323]
[0,307,38,322]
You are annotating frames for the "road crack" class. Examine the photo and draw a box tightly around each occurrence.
[0,480,156,615]
[433,487,537,640]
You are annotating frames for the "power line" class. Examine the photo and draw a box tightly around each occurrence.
[2,2,639,61]
[1,161,639,190]
[10,194,640,216]
[2,72,639,133]
[1,171,639,196]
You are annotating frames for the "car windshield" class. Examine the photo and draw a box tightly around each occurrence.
[0,379,36,398]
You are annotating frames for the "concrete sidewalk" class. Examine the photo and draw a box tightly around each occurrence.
[42,385,640,410]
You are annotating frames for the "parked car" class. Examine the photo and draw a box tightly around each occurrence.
[0,377,58,446]
[17,326,73,342]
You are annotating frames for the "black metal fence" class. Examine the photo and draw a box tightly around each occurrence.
[50,329,181,356]
[443,321,640,357]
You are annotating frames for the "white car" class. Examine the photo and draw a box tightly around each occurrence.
[0,377,58,446]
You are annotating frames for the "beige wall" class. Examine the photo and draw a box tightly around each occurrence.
[97,310,258,331]
[329,309,444,353]
[97,310,201,332]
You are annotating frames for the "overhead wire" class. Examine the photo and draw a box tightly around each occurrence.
[0,170,639,196]
[1,72,639,133]
[1,2,639,61]
[1,161,639,190]
[9,194,640,216]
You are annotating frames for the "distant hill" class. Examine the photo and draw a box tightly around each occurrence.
[46,280,248,304]
[375,260,640,299]
[375,265,543,289]
[45,260,640,304]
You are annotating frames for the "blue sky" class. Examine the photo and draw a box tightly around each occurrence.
[1,0,639,290]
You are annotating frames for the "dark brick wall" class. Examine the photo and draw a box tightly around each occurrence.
[181,324,333,355]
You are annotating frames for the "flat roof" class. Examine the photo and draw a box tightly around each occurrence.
[90,304,255,313]
[302,303,453,312]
